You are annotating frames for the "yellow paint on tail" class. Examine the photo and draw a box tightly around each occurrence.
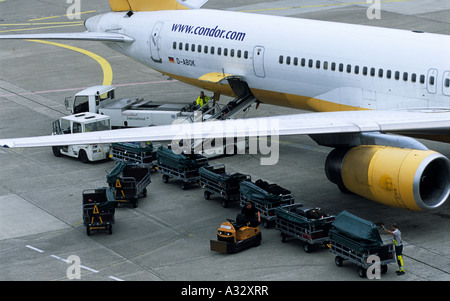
[109,0,189,12]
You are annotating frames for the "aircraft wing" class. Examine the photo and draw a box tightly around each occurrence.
[0,32,135,43]
[1,110,449,149]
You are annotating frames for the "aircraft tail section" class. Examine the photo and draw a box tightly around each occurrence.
[109,0,208,12]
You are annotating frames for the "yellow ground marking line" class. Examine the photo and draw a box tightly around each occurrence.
[0,23,83,33]
[29,10,97,22]
[27,40,113,86]
[240,0,415,13]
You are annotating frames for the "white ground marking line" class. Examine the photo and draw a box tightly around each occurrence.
[25,246,127,279]
[25,245,44,253]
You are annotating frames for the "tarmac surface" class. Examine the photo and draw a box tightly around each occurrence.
[0,0,449,286]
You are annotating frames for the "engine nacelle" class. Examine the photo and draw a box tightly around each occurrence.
[325,145,450,211]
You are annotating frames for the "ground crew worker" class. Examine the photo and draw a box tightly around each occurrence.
[196,91,210,107]
[383,223,405,275]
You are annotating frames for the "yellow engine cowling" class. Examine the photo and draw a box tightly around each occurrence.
[325,145,450,211]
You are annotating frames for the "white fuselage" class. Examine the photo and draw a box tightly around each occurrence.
[85,9,450,112]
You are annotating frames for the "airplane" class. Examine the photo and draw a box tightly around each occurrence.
[0,0,449,212]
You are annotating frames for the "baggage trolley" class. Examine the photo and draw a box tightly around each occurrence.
[199,164,251,207]
[82,187,116,236]
[156,146,208,189]
[275,204,335,253]
[328,211,396,278]
[107,162,151,208]
[239,179,294,228]
[111,142,158,169]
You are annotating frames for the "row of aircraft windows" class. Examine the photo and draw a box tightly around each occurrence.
[278,55,446,86]
[173,41,249,59]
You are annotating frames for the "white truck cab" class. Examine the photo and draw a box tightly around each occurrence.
[52,112,111,163]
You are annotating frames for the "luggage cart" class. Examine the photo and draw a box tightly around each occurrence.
[106,161,151,208]
[199,164,251,208]
[82,187,116,236]
[111,142,158,168]
[239,179,294,228]
[328,211,396,278]
[156,146,208,189]
[275,204,335,253]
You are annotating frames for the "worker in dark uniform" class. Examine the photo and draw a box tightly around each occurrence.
[383,223,405,275]
[241,202,261,227]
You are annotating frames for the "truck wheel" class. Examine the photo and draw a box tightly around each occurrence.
[52,146,62,157]
[79,150,89,164]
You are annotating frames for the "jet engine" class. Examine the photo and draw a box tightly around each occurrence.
[325,145,450,211]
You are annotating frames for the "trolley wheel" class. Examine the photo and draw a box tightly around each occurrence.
[204,191,211,200]
[221,199,228,208]
[303,243,312,253]
[132,198,138,208]
[262,219,273,229]
[358,267,367,278]
[381,264,388,274]
[86,226,91,236]
[108,225,113,235]
[142,188,147,198]
[335,256,343,267]
[281,233,288,243]
[162,175,169,183]
[181,182,187,190]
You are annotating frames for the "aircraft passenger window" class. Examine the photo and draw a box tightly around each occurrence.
[323,61,328,70]
[218,47,222,55]
[354,66,359,75]
[301,58,306,67]
[244,51,249,59]
[339,63,343,72]
[185,43,189,51]
[395,71,400,80]
[346,64,351,73]
[378,69,383,78]
[237,50,241,58]
[445,78,450,88]
[197,45,202,52]
[411,73,417,83]
[370,68,375,77]
[191,44,196,52]
[173,42,177,49]
[363,67,368,76]
[331,62,336,71]
[224,48,228,56]
[286,56,291,65]
[420,75,425,84]
[316,60,320,69]
[279,56,284,64]
[230,49,235,57]
[403,72,408,81]
[293,57,298,66]
[211,46,215,55]
[204,46,208,53]
[309,59,313,68]
[429,76,435,85]
[387,70,392,79]
[179,42,183,50]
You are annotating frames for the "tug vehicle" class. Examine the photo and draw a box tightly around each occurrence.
[210,216,262,254]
